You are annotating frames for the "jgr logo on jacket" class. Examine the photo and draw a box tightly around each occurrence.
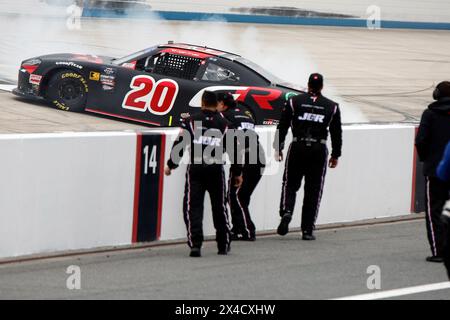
[298,113,325,123]
[239,122,255,130]
[193,135,222,147]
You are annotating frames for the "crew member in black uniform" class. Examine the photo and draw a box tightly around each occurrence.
[217,93,266,241]
[415,81,450,263]
[273,73,342,240]
[437,143,450,278]
[165,91,243,257]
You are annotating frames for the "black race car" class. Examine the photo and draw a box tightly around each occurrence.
[14,42,303,126]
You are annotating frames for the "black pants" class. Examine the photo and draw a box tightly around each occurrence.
[280,142,328,233]
[183,164,231,251]
[443,209,450,279]
[229,164,264,238]
[424,176,450,257]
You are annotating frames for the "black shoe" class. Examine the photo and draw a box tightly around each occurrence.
[277,213,292,236]
[218,243,231,255]
[190,247,201,257]
[426,256,443,263]
[302,233,316,241]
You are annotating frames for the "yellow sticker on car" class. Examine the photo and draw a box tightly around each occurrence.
[89,71,100,81]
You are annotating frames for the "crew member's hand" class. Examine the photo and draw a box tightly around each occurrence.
[164,166,172,176]
[328,157,338,169]
[234,175,243,188]
[275,150,283,162]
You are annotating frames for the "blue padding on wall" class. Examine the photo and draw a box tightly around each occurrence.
[82,9,450,31]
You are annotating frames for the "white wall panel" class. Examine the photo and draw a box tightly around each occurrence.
[0,132,136,258]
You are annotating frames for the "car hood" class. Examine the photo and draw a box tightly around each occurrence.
[31,53,115,65]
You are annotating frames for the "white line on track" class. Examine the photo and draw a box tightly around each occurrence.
[333,281,450,300]
[0,84,15,92]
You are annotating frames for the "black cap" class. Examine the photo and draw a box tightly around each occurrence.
[216,92,237,109]
[308,73,324,92]
[202,90,218,108]
[434,81,450,100]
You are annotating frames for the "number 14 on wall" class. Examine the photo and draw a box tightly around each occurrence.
[143,145,158,175]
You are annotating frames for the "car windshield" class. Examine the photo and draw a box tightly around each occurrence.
[235,57,285,84]
[113,47,157,65]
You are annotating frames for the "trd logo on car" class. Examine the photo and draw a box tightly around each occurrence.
[263,119,279,125]
[122,75,179,116]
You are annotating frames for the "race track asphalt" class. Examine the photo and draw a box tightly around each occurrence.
[0,220,448,300]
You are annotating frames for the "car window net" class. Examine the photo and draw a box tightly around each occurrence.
[153,53,201,80]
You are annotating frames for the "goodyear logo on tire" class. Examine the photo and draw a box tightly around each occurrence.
[53,100,69,111]
[62,72,89,93]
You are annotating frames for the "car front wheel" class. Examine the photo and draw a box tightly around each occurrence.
[46,69,88,112]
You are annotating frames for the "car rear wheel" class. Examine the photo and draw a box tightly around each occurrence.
[46,70,88,112]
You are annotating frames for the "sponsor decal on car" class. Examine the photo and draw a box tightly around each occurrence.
[263,119,279,125]
[103,67,116,75]
[29,74,43,85]
[89,71,100,81]
[189,86,282,110]
[102,85,114,92]
[122,61,137,70]
[99,68,117,91]
[285,92,299,100]
[100,75,115,87]
[56,61,83,69]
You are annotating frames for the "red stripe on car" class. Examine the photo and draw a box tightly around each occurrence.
[161,48,212,59]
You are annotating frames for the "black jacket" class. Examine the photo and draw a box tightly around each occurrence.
[222,104,266,167]
[274,92,342,158]
[167,109,242,175]
[415,97,450,177]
